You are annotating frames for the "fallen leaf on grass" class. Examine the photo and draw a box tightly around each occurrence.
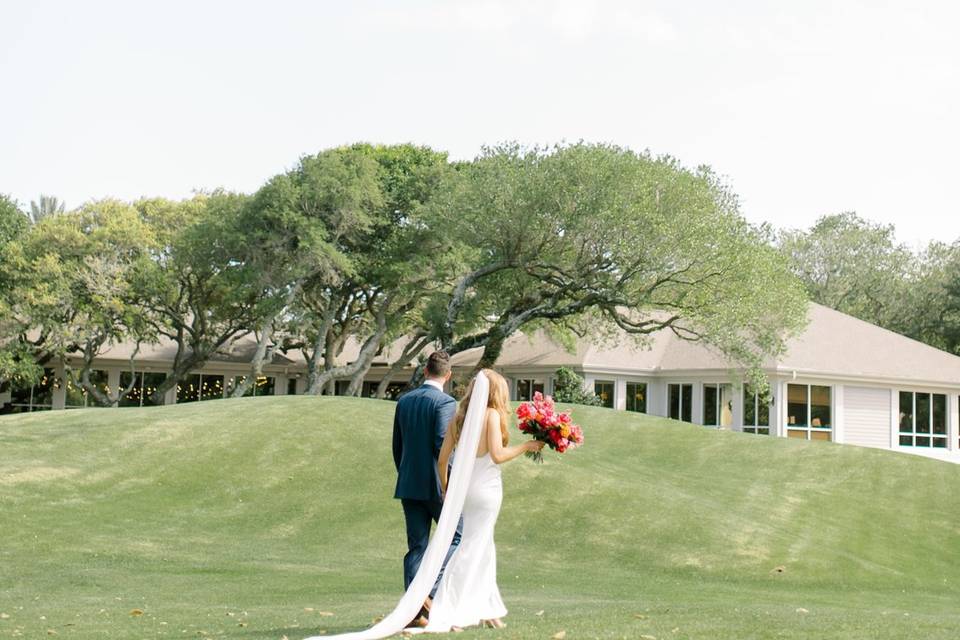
[552,632,566,640]
[796,608,809,614]
[47,631,57,636]
[633,614,647,619]
[534,610,545,617]
[304,608,314,612]
[372,615,384,623]
[0,613,9,619]
[641,635,657,639]
[130,609,144,617]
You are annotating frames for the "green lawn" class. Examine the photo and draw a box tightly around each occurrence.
[2,396,959,639]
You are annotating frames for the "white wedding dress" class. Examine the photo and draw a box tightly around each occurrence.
[423,451,506,631]
[308,371,502,640]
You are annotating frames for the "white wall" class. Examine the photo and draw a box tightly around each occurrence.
[843,386,891,449]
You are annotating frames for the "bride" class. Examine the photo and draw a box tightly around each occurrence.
[308,369,543,639]
[426,368,544,631]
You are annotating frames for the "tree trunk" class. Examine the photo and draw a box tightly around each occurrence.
[308,307,390,393]
[305,306,334,395]
[63,340,141,407]
[230,324,278,398]
[473,331,507,375]
[232,285,298,398]
[345,358,373,397]
[376,333,430,399]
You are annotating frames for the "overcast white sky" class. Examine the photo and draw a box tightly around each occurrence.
[2,1,958,247]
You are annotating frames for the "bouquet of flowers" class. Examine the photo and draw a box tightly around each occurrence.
[516,391,584,463]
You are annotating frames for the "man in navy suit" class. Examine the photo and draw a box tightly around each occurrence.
[392,350,462,626]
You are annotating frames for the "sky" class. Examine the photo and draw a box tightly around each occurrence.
[2,0,958,248]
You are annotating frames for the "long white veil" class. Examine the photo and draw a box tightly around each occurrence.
[305,371,490,640]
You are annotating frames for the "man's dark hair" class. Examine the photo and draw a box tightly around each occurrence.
[425,350,451,378]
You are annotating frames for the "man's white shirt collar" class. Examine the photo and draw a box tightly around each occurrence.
[423,379,444,392]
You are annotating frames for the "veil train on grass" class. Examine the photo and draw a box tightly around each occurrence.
[305,371,490,640]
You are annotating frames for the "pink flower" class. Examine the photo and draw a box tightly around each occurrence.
[533,391,544,403]
[569,425,584,444]
[516,403,534,421]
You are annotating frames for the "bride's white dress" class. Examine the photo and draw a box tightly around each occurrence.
[424,451,506,631]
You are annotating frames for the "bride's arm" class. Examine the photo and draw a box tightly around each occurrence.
[486,409,544,465]
[438,428,455,497]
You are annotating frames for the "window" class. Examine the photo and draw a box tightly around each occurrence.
[626,382,647,413]
[668,384,693,422]
[787,384,831,441]
[360,380,406,400]
[742,384,770,435]
[517,379,545,401]
[701,384,734,428]
[2,368,56,413]
[177,373,224,403]
[65,370,109,408]
[227,375,275,397]
[899,391,947,448]
[119,372,167,407]
[704,384,718,426]
[594,381,614,409]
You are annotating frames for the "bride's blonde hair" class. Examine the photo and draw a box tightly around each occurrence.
[450,368,510,447]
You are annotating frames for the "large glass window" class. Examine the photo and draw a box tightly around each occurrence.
[227,375,275,397]
[517,379,545,401]
[787,384,831,441]
[2,368,56,413]
[119,372,167,407]
[594,381,614,409]
[704,384,718,426]
[287,376,300,395]
[626,382,647,413]
[899,391,947,448]
[743,384,770,435]
[668,383,693,422]
[704,384,735,428]
[360,380,405,400]
[177,374,201,403]
[65,370,109,408]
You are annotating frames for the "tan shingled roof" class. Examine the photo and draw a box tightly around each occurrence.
[452,303,960,386]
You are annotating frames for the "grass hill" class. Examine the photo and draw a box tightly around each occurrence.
[2,396,960,639]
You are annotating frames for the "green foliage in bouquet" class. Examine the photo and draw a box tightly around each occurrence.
[552,367,601,406]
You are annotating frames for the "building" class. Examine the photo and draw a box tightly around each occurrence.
[3,303,960,462]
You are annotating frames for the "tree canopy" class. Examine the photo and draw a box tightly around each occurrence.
[2,141,823,404]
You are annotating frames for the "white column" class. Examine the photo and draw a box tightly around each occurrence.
[951,393,959,452]
[770,381,781,436]
[779,380,789,438]
[52,362,66,410]
[691,382,703,425]
[833,384,845,444]
[732,383,743,432]
[615,378,627,411]
[889,389,899,449]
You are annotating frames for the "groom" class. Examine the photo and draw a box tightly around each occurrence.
[392,350,462,627]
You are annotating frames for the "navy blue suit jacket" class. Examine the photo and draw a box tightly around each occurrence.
[393,383,458,502]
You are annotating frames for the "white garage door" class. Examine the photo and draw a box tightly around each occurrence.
[845,386,891,449]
